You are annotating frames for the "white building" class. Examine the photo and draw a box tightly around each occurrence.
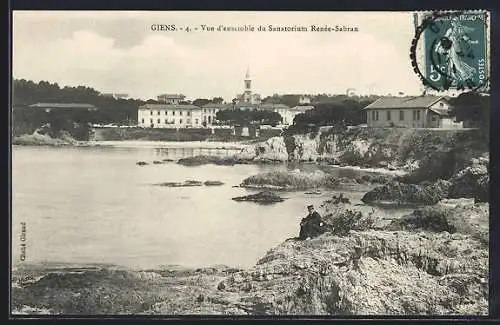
[364,96,463,128]
[157,94,186,105]
[101,93,129,100]
[137,104,220,128]
[259,103,313,125]
[298,95,311,105]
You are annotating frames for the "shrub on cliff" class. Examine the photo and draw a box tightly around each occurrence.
[325,208,378,236]
[448,156,489,202]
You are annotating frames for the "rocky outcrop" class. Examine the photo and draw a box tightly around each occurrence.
[361,180,452,205]
[388,199,489,246]
[448,155,489,202]
[204,181,225,186]
[362,154,490,205]
[235,137,288,162]
[12,198,488,316]
[177,155,242,166]
[157,180,203,187]
[12,130,81,146]
[240,170,364,191]
[232,191,286,204]
[207,229,487,315]
[236,128,487,176]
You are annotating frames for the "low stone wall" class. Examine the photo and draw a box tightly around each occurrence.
[92,126,284,141]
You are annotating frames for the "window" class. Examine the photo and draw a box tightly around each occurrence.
[187,119,191,124]
[187,111,191,116]
[165,119,168,124]
[180,119,183,124]
[204,109,206,113]
[432,115,437,121]
[150,119,153,123]
[387,111,391,121]
[172,111,175,116]
[399,111,404,121]
[439,102,444,107]
[417,110,421,120]
[412,110,417,120]
[195,119,199,124]
[372,111,376,121]
[180,111,183,116]
[157,111,160,115]
[165,110,168,115]
[157,119,160,124]
[150,111,153,115]
[375,111,379,121]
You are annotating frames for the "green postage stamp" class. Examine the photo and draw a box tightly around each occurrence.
[412,10,490,92]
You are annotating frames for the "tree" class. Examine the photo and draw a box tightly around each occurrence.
[449,92,490,128]
[211,97,224,104]
[216,109,281,125]
[192,98,211,107]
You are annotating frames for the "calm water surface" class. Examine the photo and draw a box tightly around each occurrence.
[12,143,410,270]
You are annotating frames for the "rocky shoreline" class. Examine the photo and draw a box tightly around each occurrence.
[12,128,489,315]
[12,195,488,315]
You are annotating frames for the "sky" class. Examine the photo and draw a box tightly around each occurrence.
[12,11,425,101]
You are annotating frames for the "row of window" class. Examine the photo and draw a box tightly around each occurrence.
[371,110,421,121]
[148,109,217,116]
[150,110,192,116]
[142,118,198,124]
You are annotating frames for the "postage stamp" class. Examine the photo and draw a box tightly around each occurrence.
[411,10,490,92]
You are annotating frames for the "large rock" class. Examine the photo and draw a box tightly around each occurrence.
[240,170,362,191]
[288,134,320,162]
[388,199,489,245]
[177,155,240,166]
[234,137,288,162]
[361,180,452,205]
[448,155,489,202]
[209,230,488,315]
[232,191,286,204]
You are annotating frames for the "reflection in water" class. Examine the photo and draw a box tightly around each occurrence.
[154,147,240,160]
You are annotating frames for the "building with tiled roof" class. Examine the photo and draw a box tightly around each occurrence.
[138,103,218,128]
[156,94,186,104]
[363,96,462,128]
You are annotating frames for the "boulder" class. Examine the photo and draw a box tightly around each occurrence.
[204,181,225,186]
[448,156,489,202]
[234,137,288,162]
[232,191,286,204]
[388,200,489,245]
[361,180,452,205]
[177,155,239,166]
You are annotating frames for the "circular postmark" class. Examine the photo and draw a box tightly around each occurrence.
[410,10,489,92]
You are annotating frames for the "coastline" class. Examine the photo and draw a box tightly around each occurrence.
[12,195,489,315]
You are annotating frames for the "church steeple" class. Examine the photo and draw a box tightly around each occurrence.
[244,67,251,92]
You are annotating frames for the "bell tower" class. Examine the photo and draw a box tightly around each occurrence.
[244,68,252,103]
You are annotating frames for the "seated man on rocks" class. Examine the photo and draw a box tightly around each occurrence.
[299,205,328,240]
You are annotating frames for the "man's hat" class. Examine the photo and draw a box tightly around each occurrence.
[307,205,314,209]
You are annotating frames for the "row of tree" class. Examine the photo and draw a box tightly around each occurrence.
[215,109,282,126]
[285,98,373,134]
